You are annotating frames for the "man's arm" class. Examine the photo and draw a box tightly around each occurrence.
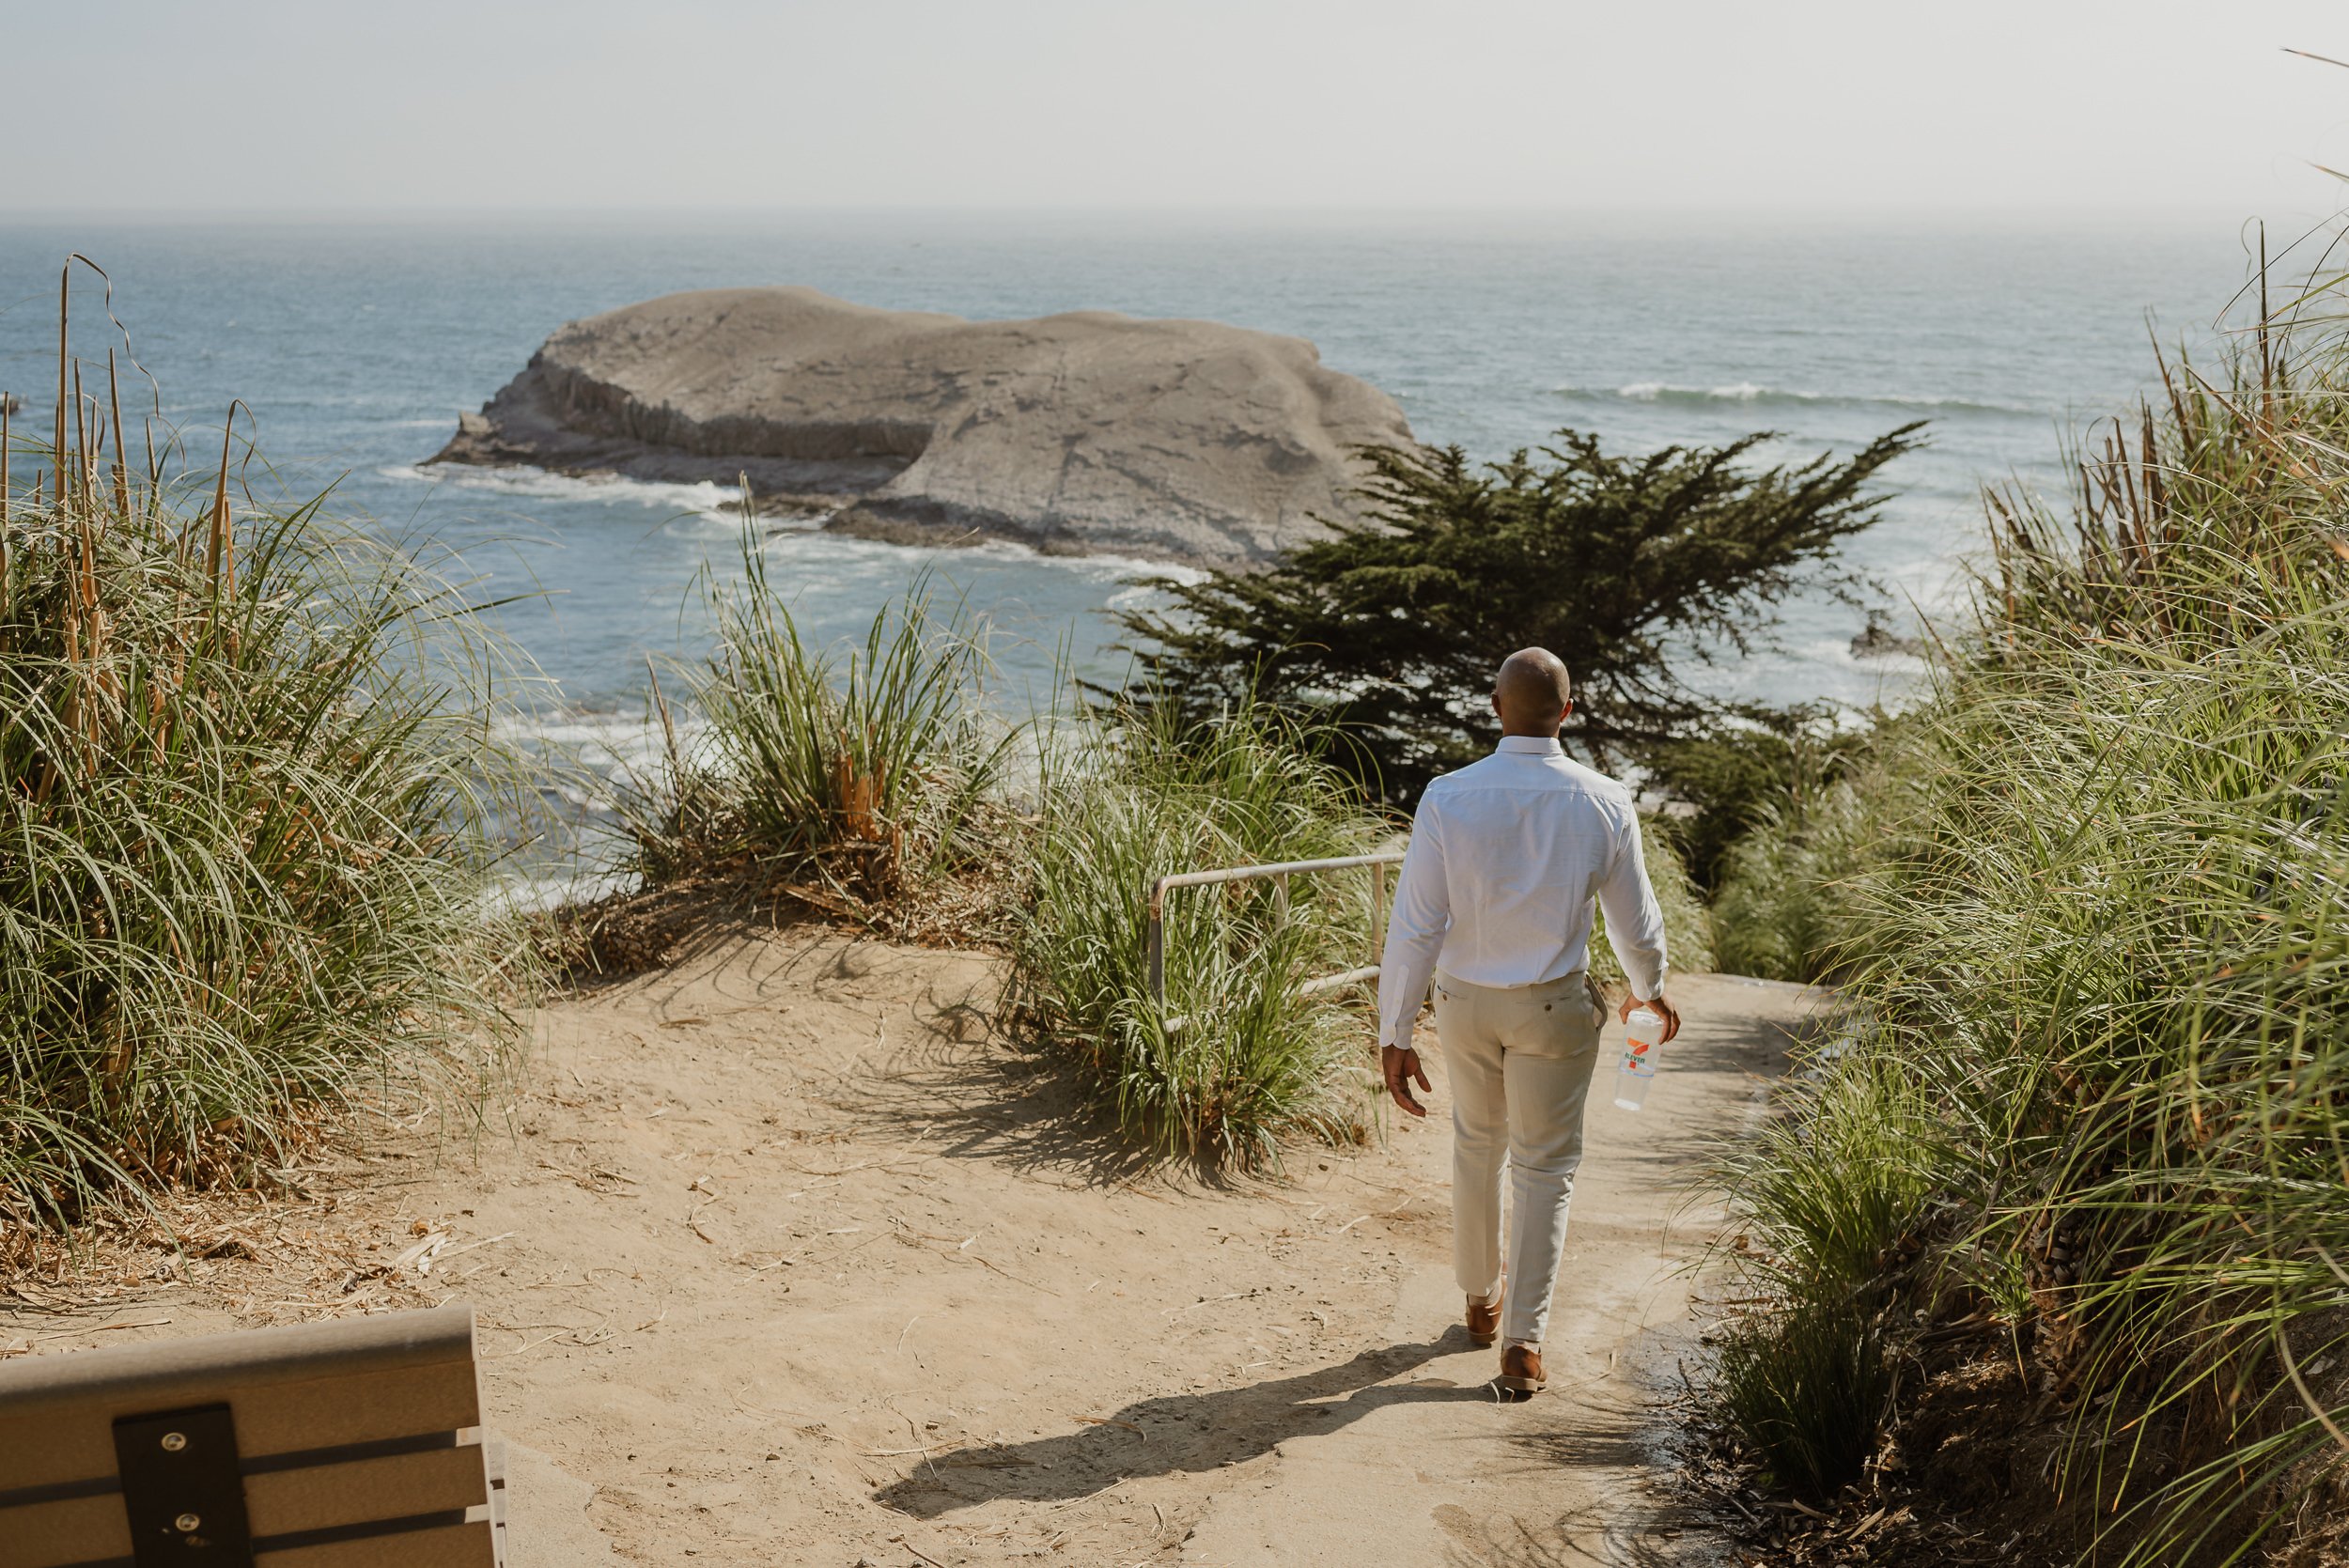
[1376,800,1449,1116]
[1597,807,1678,1041]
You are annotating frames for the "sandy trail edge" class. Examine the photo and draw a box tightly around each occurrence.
[0,926,1804,1567]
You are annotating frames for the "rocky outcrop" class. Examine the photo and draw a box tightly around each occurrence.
[429,287,1413,566]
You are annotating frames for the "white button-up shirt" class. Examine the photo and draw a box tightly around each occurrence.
[1376,735,1669,1048]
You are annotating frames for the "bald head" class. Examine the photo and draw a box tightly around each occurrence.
[1493,648,1573,737]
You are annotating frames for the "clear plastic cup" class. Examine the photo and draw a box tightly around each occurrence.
[1613,1005,1664,1110]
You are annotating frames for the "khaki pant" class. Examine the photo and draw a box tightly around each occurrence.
[1433,969,1607,1350]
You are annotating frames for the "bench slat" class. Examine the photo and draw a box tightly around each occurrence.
[0,1310,473,1416]
[0,1360,481,1493]
[245,1445,487,1537]
[257,1519,495,1568]
[0,1493,131,1568]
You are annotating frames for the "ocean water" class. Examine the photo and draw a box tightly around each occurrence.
[0,210,2263,737]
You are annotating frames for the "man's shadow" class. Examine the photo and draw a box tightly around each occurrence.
[875,1329,1500,1517]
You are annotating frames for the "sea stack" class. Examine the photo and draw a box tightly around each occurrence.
[430,287,1414,566]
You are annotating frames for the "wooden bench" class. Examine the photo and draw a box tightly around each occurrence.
[0,1305,498,1568]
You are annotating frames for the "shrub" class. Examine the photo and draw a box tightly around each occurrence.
[1,317,528,1221]
[1707,771,1873,983]
[1718,1293,1893,1500]
[1638,705,1870,893]
[1722,1038,1951,1304]
[1008,696,1383,1166]
[1709,1033,1952,1500]
[623,544,1012,905]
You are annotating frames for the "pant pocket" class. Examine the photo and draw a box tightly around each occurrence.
[1501,981,1601,1059]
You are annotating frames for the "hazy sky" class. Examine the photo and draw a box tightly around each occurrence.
[14,0,2349,215]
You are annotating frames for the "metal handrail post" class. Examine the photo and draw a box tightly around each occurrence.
[1146,884,1170,1009]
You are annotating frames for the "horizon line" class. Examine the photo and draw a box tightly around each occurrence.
[0,199,2298,222]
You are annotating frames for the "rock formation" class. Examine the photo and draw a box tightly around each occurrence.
[430,287,1414,565]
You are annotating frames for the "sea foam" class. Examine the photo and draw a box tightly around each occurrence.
[380,463,746,522]
[1556,382,2042,419]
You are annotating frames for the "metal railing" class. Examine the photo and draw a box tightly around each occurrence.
[1145,850,1408,1013]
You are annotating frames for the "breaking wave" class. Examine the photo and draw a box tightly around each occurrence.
[379,463,745,522]
[1555,382,2045,419]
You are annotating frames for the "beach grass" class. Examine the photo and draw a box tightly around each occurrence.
[614,538,1013,910]
[0,283,532,1231]
[1705,774,1871,985]
[593,536,1716,1167]
[1717,1291,1892,1500]
[1702,256,2349,1558]
[1007,695,1386,1167]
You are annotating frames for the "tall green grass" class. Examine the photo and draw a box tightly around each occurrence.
[1718,1292,1893,1499]
[1,292,528,1227]
[1008,697,1385,1167]
[1712,1037,1952,1497]
[620,541,1012,905]
[610,542,1711,1167]
[1705,260,2349,1556]
[1707,775,1871,984]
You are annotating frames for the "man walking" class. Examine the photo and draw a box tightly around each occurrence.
[1375,648,1679,1395]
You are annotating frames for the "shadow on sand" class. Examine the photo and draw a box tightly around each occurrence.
[1438,1511,1704,1568]
[1435,1430,1715,1568]
[876,1331,1504,1518]
[845,953,1267,1190]
[851,1008,1168,1187]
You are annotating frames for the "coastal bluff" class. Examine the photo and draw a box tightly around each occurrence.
[430,287,1413,565]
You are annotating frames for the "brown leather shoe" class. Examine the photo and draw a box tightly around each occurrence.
[1466,1291,1501,1347]
[1497,1343,1546,1395]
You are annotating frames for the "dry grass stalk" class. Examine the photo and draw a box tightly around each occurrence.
[106,348,129,523]
[54,265,67,477]
[209,408,234,598]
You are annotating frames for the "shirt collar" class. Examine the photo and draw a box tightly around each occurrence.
[1495,736,1564,756]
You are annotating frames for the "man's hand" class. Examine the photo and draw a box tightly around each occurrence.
[1381,1045,1431,1118]
[1620,991,1682,1044]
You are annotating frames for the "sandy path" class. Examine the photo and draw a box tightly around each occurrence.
[0,924,1804,1566]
